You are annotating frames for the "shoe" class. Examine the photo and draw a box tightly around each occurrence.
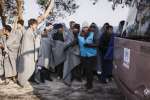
[34,79,40,84]
[16,81,24,88]
[46,77,53,82]
[86,88,94,93]
[108,75,113,82]
[0,79,10,85]
[40,69,45,83]
[63,81,71,87]
[40,76,45,83]
[99,78,109,84]
[84,83,93,90]
[30,79,40,84]
[98,74,109,84]
[76,78,82,82]
[12,77,17,83]
[0,81,9,85]
[108,77,113,82]
[0,78,4,83]
[57,76,61,80]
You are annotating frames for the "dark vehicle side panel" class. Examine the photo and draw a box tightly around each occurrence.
[113,37,150,100]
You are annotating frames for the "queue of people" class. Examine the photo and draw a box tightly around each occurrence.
[0,18,116,90]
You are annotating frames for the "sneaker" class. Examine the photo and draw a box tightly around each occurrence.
[46,77,53,82]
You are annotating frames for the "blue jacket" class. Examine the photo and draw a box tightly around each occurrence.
[78,32,97,57]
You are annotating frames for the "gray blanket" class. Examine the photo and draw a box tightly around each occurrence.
[63,45,80,85]
[0,36,5,76]
[37,37,51,69]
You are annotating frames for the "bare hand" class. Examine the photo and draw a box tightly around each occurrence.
[0,44,4,49]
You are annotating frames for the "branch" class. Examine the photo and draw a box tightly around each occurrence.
[43,0,54,19]
[16,0,24,20]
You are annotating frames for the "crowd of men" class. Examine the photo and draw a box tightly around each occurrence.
[0,16,120,90]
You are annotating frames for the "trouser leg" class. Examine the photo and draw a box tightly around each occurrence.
[85,62,93,88]
[100,56,108,81]
[105,60,113,78]
[56,63,64,79]
[82,57,96,89]
[101,59,113,80]
[71,64,82,81]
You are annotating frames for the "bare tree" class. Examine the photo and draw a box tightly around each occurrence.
[0,0,17,26]
[37,0,79,21]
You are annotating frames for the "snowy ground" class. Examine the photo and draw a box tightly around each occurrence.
[0,78,125,100]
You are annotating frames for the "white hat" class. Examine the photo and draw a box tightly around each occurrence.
[82,21,89,28]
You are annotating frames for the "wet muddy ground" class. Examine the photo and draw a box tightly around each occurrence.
[0,79,125,100]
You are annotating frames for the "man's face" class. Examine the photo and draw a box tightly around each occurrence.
[31,23,38,31]
[90,26,96,32]
[58,27,64,33]
[17,23,22,29]
[3,28,10,36]
[70,22,75,29]
[73,28,79,35]
[82,27,89,34]
[104,25,109,30]
[108,28,113,34]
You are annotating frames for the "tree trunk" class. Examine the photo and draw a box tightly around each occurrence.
[10,0,24,31]
[0,0,54,27]
[43,0,54,19]
[0,0,6,26]
[16,0,24,20]
[36,0,54,24]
